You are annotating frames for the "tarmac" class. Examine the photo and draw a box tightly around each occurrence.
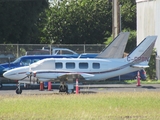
[0,83,160,95]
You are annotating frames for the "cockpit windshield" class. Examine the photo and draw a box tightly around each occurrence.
[12,58,21,64]
[12,57,41,66]
[20,59,31,66]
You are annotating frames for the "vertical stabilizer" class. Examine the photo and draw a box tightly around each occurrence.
[126,36,157,64]
[96,32,130,58]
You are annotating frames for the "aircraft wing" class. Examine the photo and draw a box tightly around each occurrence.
[34,70,94,82]
[96,32,130,58]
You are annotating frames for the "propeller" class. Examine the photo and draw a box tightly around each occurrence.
[29,64,32,84]
[25,65,38,84]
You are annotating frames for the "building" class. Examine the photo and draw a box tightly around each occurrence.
[136,0,160,79]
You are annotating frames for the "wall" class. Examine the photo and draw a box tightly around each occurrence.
[155,0,160,57]
[136,0,160,55]
[136,0,160,79]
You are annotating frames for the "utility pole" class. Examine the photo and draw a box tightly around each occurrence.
[119,4,122,32]
[112,0,120,38]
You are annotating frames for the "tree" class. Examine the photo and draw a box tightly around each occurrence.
[40,0,112,44]
[119,0,136,53]
[0,0,48,44]
[146,49,157,80]
[119,0,136,30]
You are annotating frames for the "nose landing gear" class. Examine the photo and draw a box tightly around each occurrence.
[16,83,22,94]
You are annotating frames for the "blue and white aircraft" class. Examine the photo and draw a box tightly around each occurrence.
[3,36,157,94]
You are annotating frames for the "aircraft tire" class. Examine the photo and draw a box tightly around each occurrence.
[0,82,2,89]
[16,88,22,94]
[59,85,68,92]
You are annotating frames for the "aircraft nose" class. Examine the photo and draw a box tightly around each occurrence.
[0,65,5,76]
[3,71,13,79]
[3,66,29,80]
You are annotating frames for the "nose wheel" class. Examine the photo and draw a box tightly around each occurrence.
[16,83,22,94]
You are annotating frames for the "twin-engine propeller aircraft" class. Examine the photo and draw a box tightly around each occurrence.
[3,36,157,94]
[0,32,129,76]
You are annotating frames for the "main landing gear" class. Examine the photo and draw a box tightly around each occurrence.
[59,82,68,92]
[59,82,74,93]
[16,83,22,94]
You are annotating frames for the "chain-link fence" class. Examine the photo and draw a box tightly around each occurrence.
[0,44,105,63]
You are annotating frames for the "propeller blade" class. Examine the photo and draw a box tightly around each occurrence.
[29,64,32,84]
[29,64,31,72]
[30,75,31,84]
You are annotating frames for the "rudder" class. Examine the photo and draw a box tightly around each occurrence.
[126,36,157,64]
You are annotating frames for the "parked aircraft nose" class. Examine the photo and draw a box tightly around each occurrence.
[0,65,5,76]
[3,71,14,79]
[3,66,29,80]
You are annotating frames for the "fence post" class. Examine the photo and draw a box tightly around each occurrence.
[17,43,19,58]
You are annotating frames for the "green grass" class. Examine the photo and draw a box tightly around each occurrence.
[120,79,160,84]
[0,92,160,120]
[84,79,160,84]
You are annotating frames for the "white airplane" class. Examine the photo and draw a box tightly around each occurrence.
[0,32,129,93]
[3,35,157,94]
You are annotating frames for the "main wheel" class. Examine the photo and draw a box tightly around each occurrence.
[16,88,22,94]
[59,85,68,92]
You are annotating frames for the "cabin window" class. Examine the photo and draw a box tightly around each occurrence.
[66,62,75,69]
[79,62,88,69]
[92,63,100,69]
[55,62,63,69]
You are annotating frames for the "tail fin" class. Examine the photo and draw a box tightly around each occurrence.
[126,36,157,65]
[96,32,130,58]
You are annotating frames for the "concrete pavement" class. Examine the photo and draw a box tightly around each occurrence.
[0,83,160,95]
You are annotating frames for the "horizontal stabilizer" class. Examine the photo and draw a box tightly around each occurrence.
[130,64,149,68]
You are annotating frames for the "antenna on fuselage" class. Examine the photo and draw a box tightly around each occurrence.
[8,57,10,68]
